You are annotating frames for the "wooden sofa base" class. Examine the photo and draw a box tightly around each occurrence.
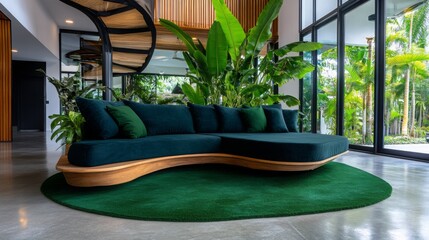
[56,151,348,187]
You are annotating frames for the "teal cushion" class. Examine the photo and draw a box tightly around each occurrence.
[240,106,267,133]
[242,104,282,109]
[106,105,147,139]
[264,108,288,133]
[76,97,124,139]
[214,105,245,133]
[262,104,282,109]
[282,109,299,132]
[208,133,349,162]
[68,134,222,167]
[188,103,219,133]
[124,101,195,135]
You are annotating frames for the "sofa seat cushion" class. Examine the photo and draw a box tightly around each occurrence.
[207,133,349,162]
[68,134,222,167]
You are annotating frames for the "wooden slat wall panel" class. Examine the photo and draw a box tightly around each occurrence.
[0,14,12,142]
[153,0,276,40]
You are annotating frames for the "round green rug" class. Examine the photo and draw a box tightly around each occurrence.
[41,162,392,222]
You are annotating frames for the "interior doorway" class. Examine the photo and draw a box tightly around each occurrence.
[12,61,46,132]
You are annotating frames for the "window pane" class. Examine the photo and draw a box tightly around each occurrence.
[386,0,425,18]
[316,0,337,20]
[344,0,375,146]
[302,0,313,29]
[302,34,313,132]
[317,20,337,135]
[384,0,429,154]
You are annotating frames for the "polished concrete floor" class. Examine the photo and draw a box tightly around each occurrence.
[1,132,429,240]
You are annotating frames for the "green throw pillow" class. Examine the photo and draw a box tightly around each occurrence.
[240,106,267,133]
[106,105,147,139]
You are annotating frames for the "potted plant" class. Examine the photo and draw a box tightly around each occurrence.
[160,0,322,107]
[39,70,104,149]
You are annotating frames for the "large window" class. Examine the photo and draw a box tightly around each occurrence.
[302,34,313,132]
[317,20,338,135]
[300,0,429,160]
[344,0,375,146]
[316,0,337,20]
[384,0,429,155]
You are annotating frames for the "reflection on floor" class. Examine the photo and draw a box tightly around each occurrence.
[384,144,429,154]
[1,132,429,240]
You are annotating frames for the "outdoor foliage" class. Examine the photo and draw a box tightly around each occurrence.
[110,74,187,104]
[313,2,429,145]
[160,0,321,107]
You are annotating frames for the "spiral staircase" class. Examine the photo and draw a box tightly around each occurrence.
[60,0,156,94]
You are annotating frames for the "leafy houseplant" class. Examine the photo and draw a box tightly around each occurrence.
[42,71,105,114]
[160,0,322,107]
[49,111,85,145]
[40,70,104,147]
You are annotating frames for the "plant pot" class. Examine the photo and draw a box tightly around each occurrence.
[65,144,71,155]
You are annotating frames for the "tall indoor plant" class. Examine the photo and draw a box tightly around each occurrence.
[160,0,322,107]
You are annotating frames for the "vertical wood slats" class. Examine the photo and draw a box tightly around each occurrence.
[0,13,12,142]
[154,0,276,40]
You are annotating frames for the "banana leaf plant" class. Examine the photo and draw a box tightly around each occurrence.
[160,0,322,107]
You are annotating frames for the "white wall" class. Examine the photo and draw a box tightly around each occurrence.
[0,0,59,59]
[46,61,60,132]
[278,0,300,109]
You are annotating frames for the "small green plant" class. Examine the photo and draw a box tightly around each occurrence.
[49,111,85,146]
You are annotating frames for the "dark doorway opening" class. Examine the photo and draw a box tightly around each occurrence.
[12,61,46,132]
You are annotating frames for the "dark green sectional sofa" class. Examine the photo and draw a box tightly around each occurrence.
[59,98,349,187]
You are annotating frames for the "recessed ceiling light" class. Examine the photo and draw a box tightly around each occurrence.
[11,49,18,53]
[153,56,168,60]
[65,19,74,24]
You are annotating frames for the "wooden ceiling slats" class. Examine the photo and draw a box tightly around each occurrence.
[101,9,148,29]
[153,0,277,51]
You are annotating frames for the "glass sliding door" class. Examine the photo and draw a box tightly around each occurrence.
[299,0,429,161]
[343,0,375,146]
[383,0,429,155]
[317,20,337,135]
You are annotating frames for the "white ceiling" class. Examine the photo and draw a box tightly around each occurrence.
[38,0,96,32]
[0,3,54,63]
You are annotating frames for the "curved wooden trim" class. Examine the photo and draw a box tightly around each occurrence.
[56,151,348,187]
